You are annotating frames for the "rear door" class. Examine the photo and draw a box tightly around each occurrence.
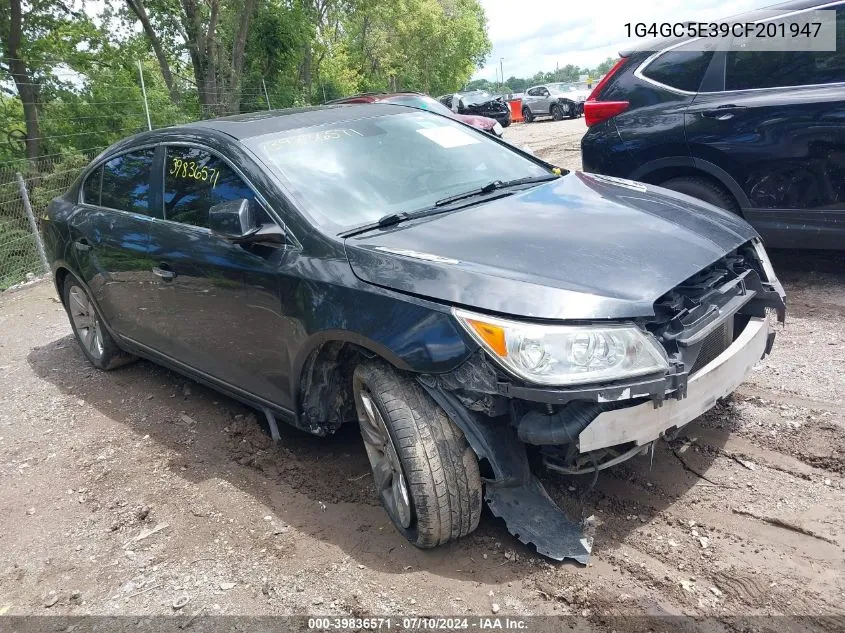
[522,87,539,112]
[70,148,159,343]
[145,144,296,407]
[685,4,845,248]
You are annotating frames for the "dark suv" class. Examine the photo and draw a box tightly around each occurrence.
[581,0,845,249]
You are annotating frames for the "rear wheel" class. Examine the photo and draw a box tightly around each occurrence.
[522,107,534,123]
[660,176,739,213]
[353,361,482,549]
[62,276,135,370]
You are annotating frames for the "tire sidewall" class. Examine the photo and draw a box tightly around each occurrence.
[352,370,424,545]
[661,177,738,212]
[62,276,128,370]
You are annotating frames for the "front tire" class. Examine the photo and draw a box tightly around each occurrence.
[62,276,135,370]
[522,107,534,123]
[552,103,565,121]
[660,176,739,213]
[353,361,482,549]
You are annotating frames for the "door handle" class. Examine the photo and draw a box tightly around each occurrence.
[701,106,747,120]
[73,239,91,252]
[152,266,176,280]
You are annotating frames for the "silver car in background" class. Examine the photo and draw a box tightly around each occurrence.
[522,82,589,122]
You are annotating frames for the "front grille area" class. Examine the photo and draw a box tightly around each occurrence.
[690,320,732,374]
[647,246,757,376]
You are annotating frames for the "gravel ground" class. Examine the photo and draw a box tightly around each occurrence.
[0,120,843,619]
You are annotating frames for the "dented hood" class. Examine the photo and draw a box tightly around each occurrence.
[345,172,758,320]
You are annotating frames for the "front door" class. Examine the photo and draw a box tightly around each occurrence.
[69,148,160,343]
[685,5,845,248]
[145,145,296,408]
[536,87,552,114]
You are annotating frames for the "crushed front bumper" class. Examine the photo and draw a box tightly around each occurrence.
[579,316,770,452]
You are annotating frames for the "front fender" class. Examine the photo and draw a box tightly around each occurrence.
[288,286,478,409]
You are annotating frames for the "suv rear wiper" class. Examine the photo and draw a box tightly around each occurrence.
[340,173,560,238]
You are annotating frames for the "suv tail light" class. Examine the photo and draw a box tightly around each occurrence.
[584,57,629,127]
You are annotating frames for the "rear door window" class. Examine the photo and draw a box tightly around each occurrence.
[725,8,845,90]
[99,149,156,214]
[163,146,266,228]
[642,50,714,92]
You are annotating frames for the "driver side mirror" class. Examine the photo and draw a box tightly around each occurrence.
[209,198,255,238]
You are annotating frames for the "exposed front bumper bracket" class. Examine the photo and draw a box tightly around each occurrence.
[579,317,770,453]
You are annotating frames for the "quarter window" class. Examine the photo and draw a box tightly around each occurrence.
[98,149,156,214]
[642,50,714,92]
[164,147,262,228]
[725,9,845,90]
[81,165,102,205]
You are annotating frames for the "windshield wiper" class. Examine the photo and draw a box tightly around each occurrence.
[431,174,559,208]
[340,173,560,238]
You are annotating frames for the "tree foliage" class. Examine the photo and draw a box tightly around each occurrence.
[0,0,490,165]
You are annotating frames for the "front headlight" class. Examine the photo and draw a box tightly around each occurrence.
[453,308,669,386]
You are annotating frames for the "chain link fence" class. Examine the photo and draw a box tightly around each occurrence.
[0,60,280,292]
[0,154,102,290]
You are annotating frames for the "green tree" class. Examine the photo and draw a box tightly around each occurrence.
[593,56,617,76]
[0,0,100,160]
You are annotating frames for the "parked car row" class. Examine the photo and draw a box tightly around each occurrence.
[581,0,845,250]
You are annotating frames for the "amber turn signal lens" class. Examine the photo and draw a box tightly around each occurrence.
[465,319,507,357]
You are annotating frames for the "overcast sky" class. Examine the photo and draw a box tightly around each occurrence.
[473,0,772,80]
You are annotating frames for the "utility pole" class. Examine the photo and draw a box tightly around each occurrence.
[500,58,505,91]
[137,60,152,131]
[262,78,272,110]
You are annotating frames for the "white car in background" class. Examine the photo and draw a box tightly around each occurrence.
[522,82,589,122]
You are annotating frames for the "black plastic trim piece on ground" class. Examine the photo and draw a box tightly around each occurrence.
[418,379,592,564]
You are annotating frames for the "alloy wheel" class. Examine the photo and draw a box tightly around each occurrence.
[357,388,413,529]
[68,285,104,360]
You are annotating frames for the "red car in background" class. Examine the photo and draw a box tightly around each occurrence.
[327,92,504,138]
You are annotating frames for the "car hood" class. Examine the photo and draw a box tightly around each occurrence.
[454,113,496,129]
[344,172,758,320]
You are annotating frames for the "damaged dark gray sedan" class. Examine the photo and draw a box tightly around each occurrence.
[43,104,786,563]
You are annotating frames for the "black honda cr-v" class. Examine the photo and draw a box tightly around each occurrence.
[581,0,845,249]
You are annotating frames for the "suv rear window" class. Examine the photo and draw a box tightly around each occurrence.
[642,50,714,92]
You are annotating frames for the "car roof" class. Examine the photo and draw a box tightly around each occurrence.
[618,0,832,56]
[325,92,425,104]
[168,103,411,140]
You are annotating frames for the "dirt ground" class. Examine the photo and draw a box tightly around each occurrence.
[1,119,843,619]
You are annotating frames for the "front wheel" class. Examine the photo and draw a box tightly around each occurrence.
[660,176,739,213]
[353,361,482,549]
[552,103,565,121]
[62,276,136,370]
[522,107,534,123]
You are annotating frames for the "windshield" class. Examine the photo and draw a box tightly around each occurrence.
[382,94,453,116]
[459,91,495,105]
[546,83,577,94]
[248,111,548,232]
